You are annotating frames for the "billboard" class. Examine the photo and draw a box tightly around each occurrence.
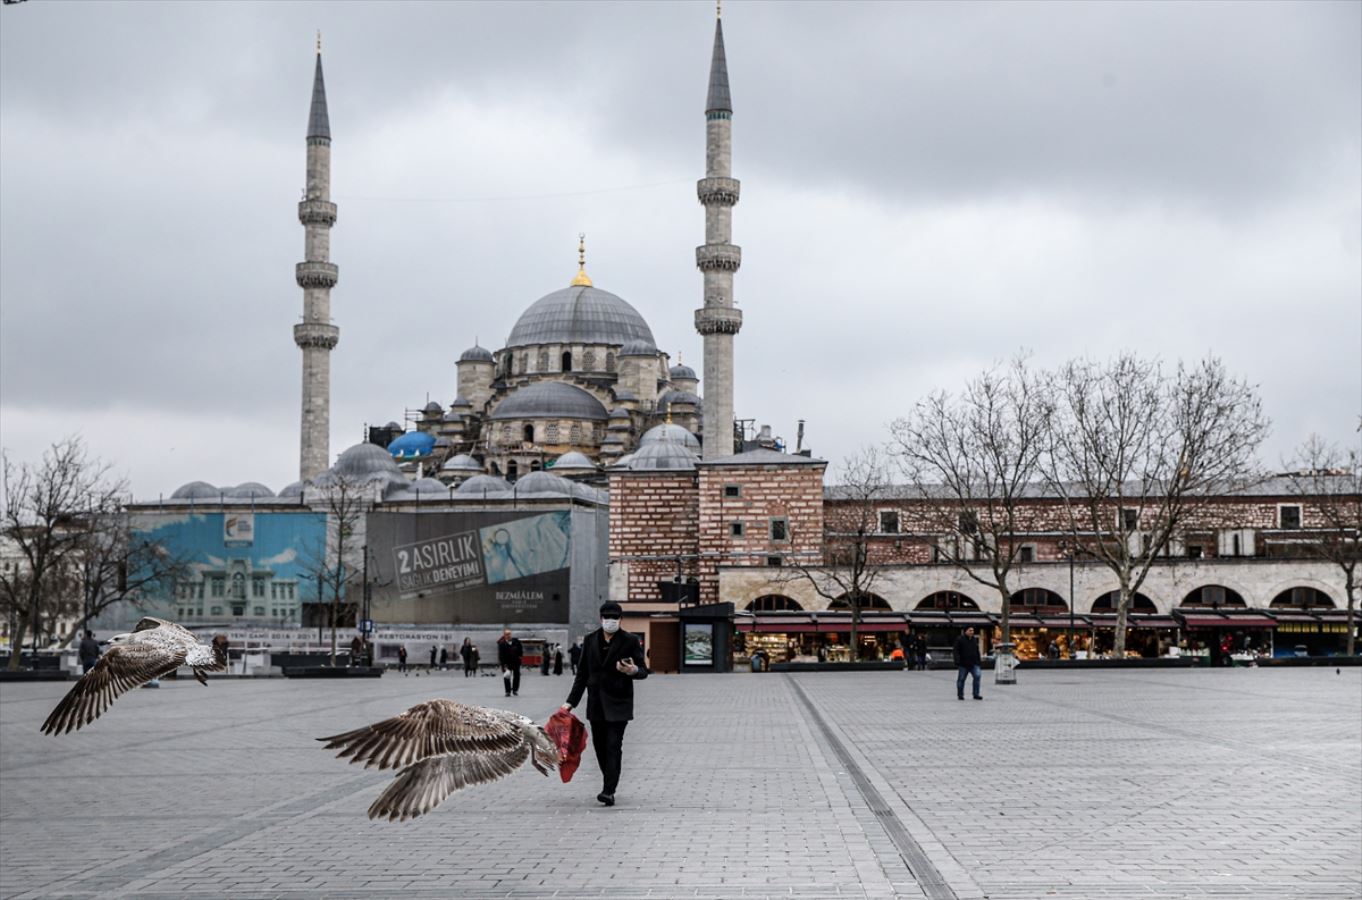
[368,510,573,624]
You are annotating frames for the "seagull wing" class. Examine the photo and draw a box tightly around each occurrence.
[132,616,173,633]
[41,641,186,735]
[317,699,525,771]
[367,740,531,822]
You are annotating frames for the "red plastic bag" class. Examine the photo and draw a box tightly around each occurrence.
[545,708,588,783]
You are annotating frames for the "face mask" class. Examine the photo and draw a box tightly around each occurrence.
[601,618,620,634]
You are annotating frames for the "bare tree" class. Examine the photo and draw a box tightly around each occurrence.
[1,438,127,669]
[1043,355,1269,656]
[785,447,892,662]
[1282,435,1360,656]
[301,473,370,666]
[890,355,1052,648]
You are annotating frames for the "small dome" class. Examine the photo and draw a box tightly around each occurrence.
[624,440,699,471]
[450,395,472,408]
[457,474,513,494]
[514,471,575,495]
[459,344,494,363]
[441,411,463,422]
[433,436,452,448]
[380,474,414,499]
[278,481,306,498]
[614,452,635,468]
[171,481,219,500]
[609,406,631,419]
[225,482,274,499]
[409,477,449,496]
[384,421,402,430]
[441,454,483,473]
[489,382,608,421]
[422,401,443,414]
[388,431,438,459]
[550,451,597,474]
[619,339,656,358]
[669,362,697,380]
[640,423,701,450]
[506,285,655,349]
[333,442,404,480]
[659,389,702,407]
[571,482,607,502]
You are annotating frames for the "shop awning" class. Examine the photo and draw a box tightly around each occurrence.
[1040,615,1094,629]
[1177,614,1276,629]
[736,614,910,634]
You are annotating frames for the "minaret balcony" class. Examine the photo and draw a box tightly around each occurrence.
[293,322,340,350]
[694,307,743,335]
[295,261,339,289]
[695,243,742,272]
[298,200,338,226]
[697,177,741,206]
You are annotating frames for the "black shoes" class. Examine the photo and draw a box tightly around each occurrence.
[596,792,615,807]
[957,696,964,701]
[973,696,983,700]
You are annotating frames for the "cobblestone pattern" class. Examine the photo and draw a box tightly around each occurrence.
[1,667,1358,899]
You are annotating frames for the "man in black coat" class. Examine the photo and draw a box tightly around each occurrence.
[497,628,524,697]
[561,602,648,807]
[568,641,582,674]
[78,631,101,674]
[953,626,983,700]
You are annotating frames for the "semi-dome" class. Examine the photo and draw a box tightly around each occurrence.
[334,442,404,480]
[640,423,702,450]
[388,431,438,459]
[659,389,702,407]
[441,454,483,473]
[624,440,699,472]
[619,339,656,357]
[669,362,697,380]
[505,285,655,349]
[171,481,219,500]
[225,482,274,499]
[457,474,513,494]
[278,481,306,498]
[489,382,608,421]
[459,344,494,363]
[513,471,575,495]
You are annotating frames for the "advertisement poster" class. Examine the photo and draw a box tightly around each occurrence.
[684,623,714,665]
[223,513,254,547]
[368,510,572,624]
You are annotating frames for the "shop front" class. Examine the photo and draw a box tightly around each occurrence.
[993,614,1095,660]
[1174,609,1276,664]
[1271,611,1355,657]
[734,612,912,666]
[1085,613,1180,659]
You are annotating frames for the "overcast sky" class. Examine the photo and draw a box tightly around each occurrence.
[1,0,1358,497]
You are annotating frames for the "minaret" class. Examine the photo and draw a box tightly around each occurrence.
[695,4,741,459]
[294,35,339,481]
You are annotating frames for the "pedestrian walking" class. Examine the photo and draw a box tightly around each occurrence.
[397,645,408,673]
[350,634,364,667]
[568,640,582,675]
[498,628,523,696]
[953,627,983,700]
[561,601,649,807]
[553,644,564,676]
[429,644,438,671]
[541,644,552,676]
[460,637,475,677]
[440,646,449,671]
[78,630,101,674]
[913,634,928,671]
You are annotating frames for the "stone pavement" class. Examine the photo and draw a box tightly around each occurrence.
[1,666,1358,899]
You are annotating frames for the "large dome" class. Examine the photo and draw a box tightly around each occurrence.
[489,382,608,421]
[505,285,654,349]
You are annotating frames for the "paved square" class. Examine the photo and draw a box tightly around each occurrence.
[1,667,1359,899]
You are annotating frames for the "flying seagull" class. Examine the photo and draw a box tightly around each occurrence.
[319,699,560,822]
[41,617,229,735]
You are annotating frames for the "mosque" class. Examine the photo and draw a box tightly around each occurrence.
[294,11,744,486]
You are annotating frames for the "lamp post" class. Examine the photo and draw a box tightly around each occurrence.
[1068,543,1075,659]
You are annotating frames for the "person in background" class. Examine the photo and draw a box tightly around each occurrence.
[953,626,983,701]
[914,633,928,671]
[397,645,408,673]
[568,640,582,675]
[541,644,552,676]
[498,628,523,697]
[78,630,101,674]
[460,637,476,677]
[553,643,564,676]
[440,645,449,672]
[429,644,438,671]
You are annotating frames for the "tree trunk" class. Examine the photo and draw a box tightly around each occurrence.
[329,595,339,667]
[1346,570,1357,658]
[849,606,859,662]
[5,614,26,670]
[1113,580,1132,657]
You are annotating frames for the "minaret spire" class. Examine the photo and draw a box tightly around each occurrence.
[571,232,593,287]
[695,11,741,458]
[295,42,340,481]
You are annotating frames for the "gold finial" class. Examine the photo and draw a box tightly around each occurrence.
[677,350,684,366]
[570,232,593,287]
[666,405,674,425]
[316,31,322,54]
[716,0,721,19]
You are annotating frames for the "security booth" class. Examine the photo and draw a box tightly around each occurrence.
[678,602,734,673]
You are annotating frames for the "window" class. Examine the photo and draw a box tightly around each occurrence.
[879,510,899,534]
[583,350,596,371]
[211,578,224,598]
[1278,505,1301,529]
[253,606,265,616]
[1018,545,1035,563]
[285,584,295,600]
[569,422,582,444]
[605,351,616,373]
[766,556,783,567]
[1120,508,1140,530]
[507,460,519,480]
[538,350,550,372]
[958,511,977,534]
[561,351,572,372]
[177,608,185,618]
[252,578,265,598]
[723,484,741,499]
[730,522,745,537]
[770,518,789,541]
[210,606,223,616]
[522,424,535,443]
[546,422,560,443]
[519,354,528,374]
[1187,545,1203,559]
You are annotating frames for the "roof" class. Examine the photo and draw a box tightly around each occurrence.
[706,19,732,115]
[550,451,597,472]
[489,381,608,421]
[700,448,826,467]
[619,440,699,472]
[505,285,655,349]
[333,442,404,480]
[640,423,701,450]
[224,482,274,499]
[440,454,483,472]
[669,363,697,380]
[387,431,437,459]
[459,345,493,363]
[307,54,330,141]
[619,339,656,357]
[170,481,219,500]
[456,474,513,495]
[659,389,701,407]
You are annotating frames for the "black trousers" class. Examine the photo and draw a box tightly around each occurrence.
[503,664,521,695]
[589,718,628,794]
